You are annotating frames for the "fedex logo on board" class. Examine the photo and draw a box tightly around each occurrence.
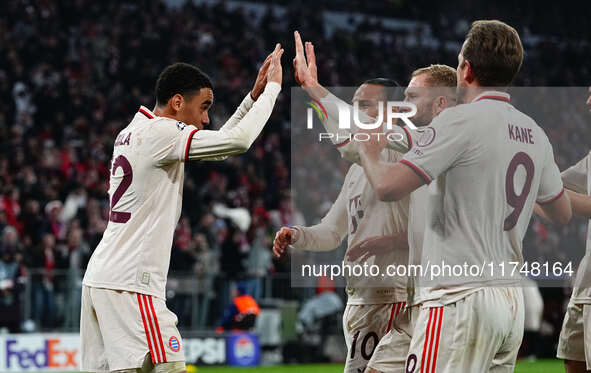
[5,338,78,370]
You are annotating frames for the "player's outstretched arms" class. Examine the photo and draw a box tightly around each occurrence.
[187,44,284,161]
[357,128,425,201]
[293,31,412,160]
[272,182,348,258]
[534,190,572,225]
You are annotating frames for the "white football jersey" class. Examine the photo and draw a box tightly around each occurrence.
[561,151,591,304]
[83,83,281,298]
[402,91,564,306]
[406,185,428,306]
[292,149,410,305]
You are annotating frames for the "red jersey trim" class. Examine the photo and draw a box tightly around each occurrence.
[184,129,199,161]
[537,188,565,205]
[401,126,413,148]
[475,95,510,103]
[400,160,432,184]
[335,138,351,148]
[139,108,155,119]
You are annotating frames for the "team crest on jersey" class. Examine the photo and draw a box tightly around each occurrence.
[169,336,180,352]
[176,121,186,131]
[416,127,436,147]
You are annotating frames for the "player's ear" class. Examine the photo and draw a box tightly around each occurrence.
[463,60,476,84]
[433,96,446,116]
[169,93,183,112]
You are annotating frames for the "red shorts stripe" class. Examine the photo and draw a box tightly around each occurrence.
[396,302,406,317]
[420,308,433,373]
[386,303,397,333]
[425,307,439,372]
[431,307,444,373]
[148,296,167,362]
[142,295,162,363]
[137,294,156,363]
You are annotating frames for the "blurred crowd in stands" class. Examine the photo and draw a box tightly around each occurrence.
[0,0,590,340]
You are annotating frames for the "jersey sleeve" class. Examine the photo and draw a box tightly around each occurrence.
[187,82,281,161]
[537,139,565,203]
[217,92,255,131]
[146,119,200,166]
[291,177,349,251]
[561,153,589,194]
[401,107,468,183]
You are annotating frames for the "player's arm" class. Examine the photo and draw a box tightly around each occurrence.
[534,191,571,224]
[562,190,591,218]
[537,152,589,221]
[187,45,284,161]
[561,154,591,218]
[360,154,424,202]
[534,142,573,225]
[355,127,425,201]
[293,31,413,161]
[273,180,348,258]
[360,107,471,201]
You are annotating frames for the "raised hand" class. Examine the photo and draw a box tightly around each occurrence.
[266,43,284,85]
[293,31,318,87]
[250,53,273,100]
[355,127,388,160]
[273,227,297,258]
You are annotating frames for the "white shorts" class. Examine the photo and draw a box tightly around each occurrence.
[522,279,543,331]
[405,287,524,373]
[80,286,185,372]
[367,305,418,373]
[343,302,406,373]
[557,302,591,369]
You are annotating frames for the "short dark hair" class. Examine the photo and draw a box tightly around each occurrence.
[155,63,213,106]
[462,20,523,87]
[362,78,403,101]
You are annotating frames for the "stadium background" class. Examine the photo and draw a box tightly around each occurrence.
[0,0,590,371]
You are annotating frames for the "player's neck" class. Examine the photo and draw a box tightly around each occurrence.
[462,86,493,104]
[153,106,179,121]
[462,86,483,104]
[462,85,508,104]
